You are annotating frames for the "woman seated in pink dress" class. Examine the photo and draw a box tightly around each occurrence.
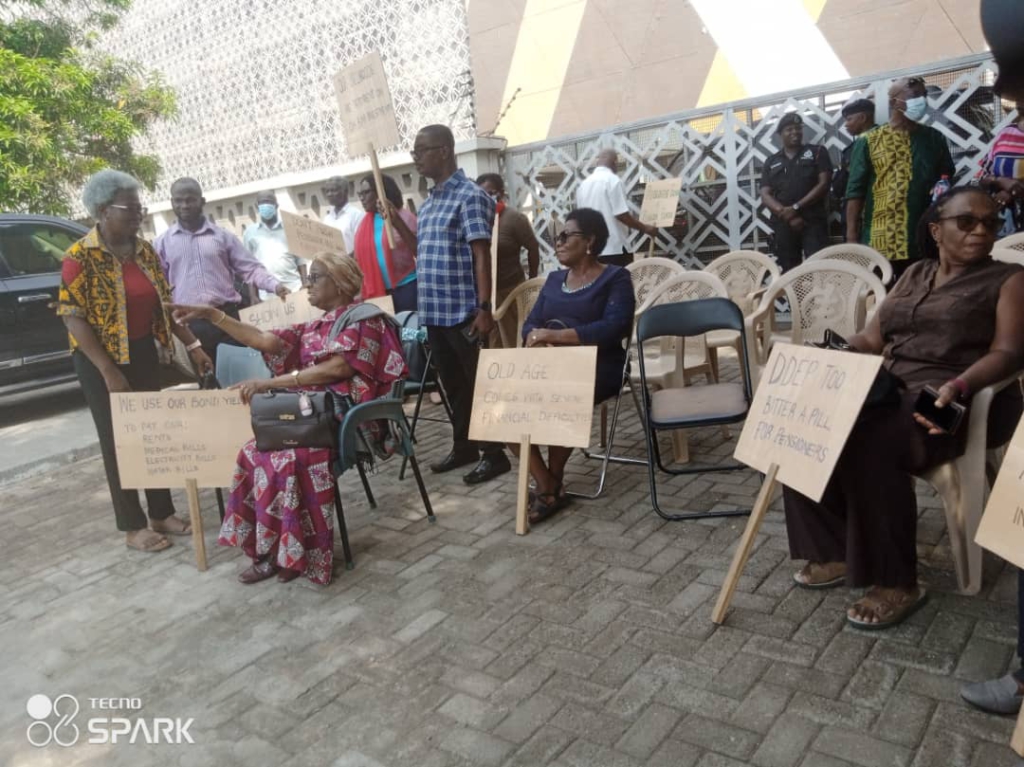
[169,253,407,585]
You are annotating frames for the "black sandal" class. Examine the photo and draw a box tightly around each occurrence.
[528,487,569,524]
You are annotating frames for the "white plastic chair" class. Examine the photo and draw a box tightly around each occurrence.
[745,260,887,378]
[806,243,895,286]
[995,232,1024,251]
[627,257,686,312]
[914,378,1018,595]
[704,251,780,383]
[992,247,1024,267]
[492,276,545,348]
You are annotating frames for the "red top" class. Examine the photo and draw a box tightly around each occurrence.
[123,260,160,340]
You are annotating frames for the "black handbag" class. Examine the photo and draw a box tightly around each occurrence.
[250,390,338,452]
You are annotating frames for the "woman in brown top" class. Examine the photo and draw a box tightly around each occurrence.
[784,186,1024,629]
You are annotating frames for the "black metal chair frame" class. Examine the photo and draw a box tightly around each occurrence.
[332,397,436,570]
[636,298,756,521]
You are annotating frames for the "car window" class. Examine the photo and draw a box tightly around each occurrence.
[0,223,77,277]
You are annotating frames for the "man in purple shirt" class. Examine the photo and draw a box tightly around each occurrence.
[154,178,288,365]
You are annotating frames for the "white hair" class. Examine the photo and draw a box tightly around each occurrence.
[81,170,140,219]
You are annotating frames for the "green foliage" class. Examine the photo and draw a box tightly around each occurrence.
[0,0,175,215]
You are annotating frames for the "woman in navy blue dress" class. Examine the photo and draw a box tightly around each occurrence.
[520,208,636,522]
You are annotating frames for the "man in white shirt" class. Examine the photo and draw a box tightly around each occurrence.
[322,176,365,254]
[576,149,658,263]
[242,191,306,301]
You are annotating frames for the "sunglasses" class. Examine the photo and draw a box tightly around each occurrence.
[555,231,586,245]
[937,214,1001,233]
[410,145,444,159]
[307,272,330,284]
[109,204,148,216]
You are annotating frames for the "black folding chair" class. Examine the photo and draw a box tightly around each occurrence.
[636,298,755,521]
[331,395,436,570]
[396,310,453,479]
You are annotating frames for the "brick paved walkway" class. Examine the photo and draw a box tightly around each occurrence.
[1,363,1022,766]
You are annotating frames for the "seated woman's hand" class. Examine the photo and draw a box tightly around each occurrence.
[231,378,272,405]
[912,381,960,435]
[525,328,552,348]
[166,303,216,325]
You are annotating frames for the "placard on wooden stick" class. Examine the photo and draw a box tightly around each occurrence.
[469,347,597,534]
[241,289,324,331]
[333,51,400,247]
[712,344,883,623]
[639,178,683,227]
[280,209,347,259]
[111,391,252,571]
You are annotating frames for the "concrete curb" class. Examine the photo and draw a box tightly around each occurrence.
[0,441,102,487]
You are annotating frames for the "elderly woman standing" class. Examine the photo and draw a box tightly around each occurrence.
[784,186,1024,629]
[58,170,213,553]
[352,173,418,313]
[518,208,634,522]
[169,254,407,584]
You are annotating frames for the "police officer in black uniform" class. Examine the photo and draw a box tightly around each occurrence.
[760,113,833,271]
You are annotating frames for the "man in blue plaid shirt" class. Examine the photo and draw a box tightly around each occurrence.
[413,124,511,484]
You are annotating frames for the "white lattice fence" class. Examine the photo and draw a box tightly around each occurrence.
[505,54,1013,270]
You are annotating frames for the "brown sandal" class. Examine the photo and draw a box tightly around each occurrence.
[238,561,277,584]
[151,516,192,536]
[847,586,928,630]
[793,561,847,590]
[126,529,172,553]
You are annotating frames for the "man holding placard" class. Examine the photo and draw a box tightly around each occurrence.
[155,178,289,366]
[576,148,658,266]
[412,124,511,485]
[243,191,307,301]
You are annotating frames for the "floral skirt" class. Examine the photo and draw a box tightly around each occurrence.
[218,439,336,584]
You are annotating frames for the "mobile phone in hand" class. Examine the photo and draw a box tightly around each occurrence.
[460,321,483,348]
[914,385,966,435]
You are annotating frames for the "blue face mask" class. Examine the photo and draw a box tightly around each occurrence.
[258,203,277,220]
[902,96,927,122]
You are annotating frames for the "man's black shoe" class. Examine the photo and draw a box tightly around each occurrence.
[431,449,479,474]
[463,454,512,485]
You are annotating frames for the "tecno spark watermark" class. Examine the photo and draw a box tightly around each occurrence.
[26,694,194,747]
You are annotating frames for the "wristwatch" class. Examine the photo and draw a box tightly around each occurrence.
[291,369,301,387]
[185,339,202,352]
[478,301,492,312]
[792,202,801,212]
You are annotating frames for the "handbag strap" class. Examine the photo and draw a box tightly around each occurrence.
[328,303,402,346]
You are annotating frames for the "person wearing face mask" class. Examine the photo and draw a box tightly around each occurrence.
[845,77,955,281]
[475,173,540,347]
[242,191,307,302]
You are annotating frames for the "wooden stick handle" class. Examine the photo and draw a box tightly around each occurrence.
[711,463,779,624]
[185,478,208,572]
[515,434,531,536]
[369,145,396,249]
[1012,704,1024,756]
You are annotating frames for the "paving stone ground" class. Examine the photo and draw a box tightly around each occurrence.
[1,357,1022,766]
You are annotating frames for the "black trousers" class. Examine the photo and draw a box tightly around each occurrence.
[426,322,504,458]
[188,303,241,369]
[772,217,829,272]
[74,338,177,532]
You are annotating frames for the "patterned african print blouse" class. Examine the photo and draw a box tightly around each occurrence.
[57,227,173,364]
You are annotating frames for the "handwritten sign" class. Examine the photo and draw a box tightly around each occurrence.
[333,51,401,156]
[280,209,346,259]
[977,418,1024,568]
[468,347,597,448]
[241,289,324,330]
[111,391,252,489]
[734,344,882,501]
[639,178,683,227]
[364,294,395,315]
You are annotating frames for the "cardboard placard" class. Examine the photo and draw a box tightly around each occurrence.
[639,178,683,227]
[734,344,883,502]
[111,391,252,489]
[280,209,346,260]
[364,294,395,315]
[976,417,1024,568]
[468,347,597,449]
[240,289,324,330]
[333,51,401,156]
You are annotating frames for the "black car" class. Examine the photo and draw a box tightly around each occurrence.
[0,213,88,396]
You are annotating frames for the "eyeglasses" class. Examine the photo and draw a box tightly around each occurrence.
[307,272,329,284]
[937,214,1001,233]
[356,189,376,199]
[555,231,586,245]
[109,204,148,216]
[410,145,444,159]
